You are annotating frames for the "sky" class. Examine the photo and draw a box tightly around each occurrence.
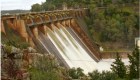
[1,0,46,10]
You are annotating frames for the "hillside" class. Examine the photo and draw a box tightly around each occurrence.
[30,0,139,52]
[85,3,139,52]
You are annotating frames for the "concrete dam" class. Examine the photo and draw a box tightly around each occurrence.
[1,9,101,74]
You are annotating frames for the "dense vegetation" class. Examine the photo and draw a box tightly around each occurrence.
[85,3,139,50]
[31,0,139,11]
[68,67,85,79]
[87,1,138,50]
[31,0,92,12]
[88,70,119,80]
[29,54,70,80]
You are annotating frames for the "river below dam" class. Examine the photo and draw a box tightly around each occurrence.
[95,58,129,72]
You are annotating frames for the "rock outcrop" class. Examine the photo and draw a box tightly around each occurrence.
[1,44,72,80]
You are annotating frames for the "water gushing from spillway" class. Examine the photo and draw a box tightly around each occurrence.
[46,24,97,74]
[37,30,70,68]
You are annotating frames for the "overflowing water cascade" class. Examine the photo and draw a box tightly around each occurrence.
[38,29,70,68]
[65,26,99,61]
[41,24,96,74]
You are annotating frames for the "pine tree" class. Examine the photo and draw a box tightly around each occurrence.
[127,46,139,80]
[110,53,126,78]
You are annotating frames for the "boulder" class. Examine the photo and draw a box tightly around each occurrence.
[14,59,22,68]
[1,44,6,49]
[10,46,21,53]
[27,47,32,53]
[31,49,37,53]
[27,47,37,53]
[14,53,23,59]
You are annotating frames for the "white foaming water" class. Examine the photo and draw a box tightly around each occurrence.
[46,27,74,68]
[95,59,129,72]
[60,25,99,61]
[69,27,99,61]
[46,25,97,74]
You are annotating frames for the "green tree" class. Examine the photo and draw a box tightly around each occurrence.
[127,46,139,80]
[101,18,124,42]
[30,3,41,12]
[124,18,135,41]
[93,18,101,32]
[68,67,85,79]
[90,8,99,20]
[132,13,139,30]
[105,4,118,15]
[88,70,119,80]
[117,0,124,4]
[85,17,92,25]
[41,2,54,11]
[88,25,93,30]
[103,0,112,5]
[90,29,94,35]
[111,53,126,78]
[113,14,121,20]
[88,70,101,80]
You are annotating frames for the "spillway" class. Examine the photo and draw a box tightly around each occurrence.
[46,24,97,74]
[65,27,99,61]
[38,30,70,68]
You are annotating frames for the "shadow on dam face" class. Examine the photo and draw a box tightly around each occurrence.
[1,9,101,73]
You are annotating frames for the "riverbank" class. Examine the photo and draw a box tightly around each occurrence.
[101,51,132,59]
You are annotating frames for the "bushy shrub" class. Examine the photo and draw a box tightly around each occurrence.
[85,17,92,25]
[6,41,30,49]
[68,67,85,79]
[123,10,131,16]
[103,0,112,5]
[89,30,94,35]
[6,40,20,48]
[133,1,139,5]
[88,25,93,30]
[117,0,124,4]
[105,4,116,15]
[88,70,119,80]
[19,42,30,49]
[30,69,61,80]
[29,54,69,80]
